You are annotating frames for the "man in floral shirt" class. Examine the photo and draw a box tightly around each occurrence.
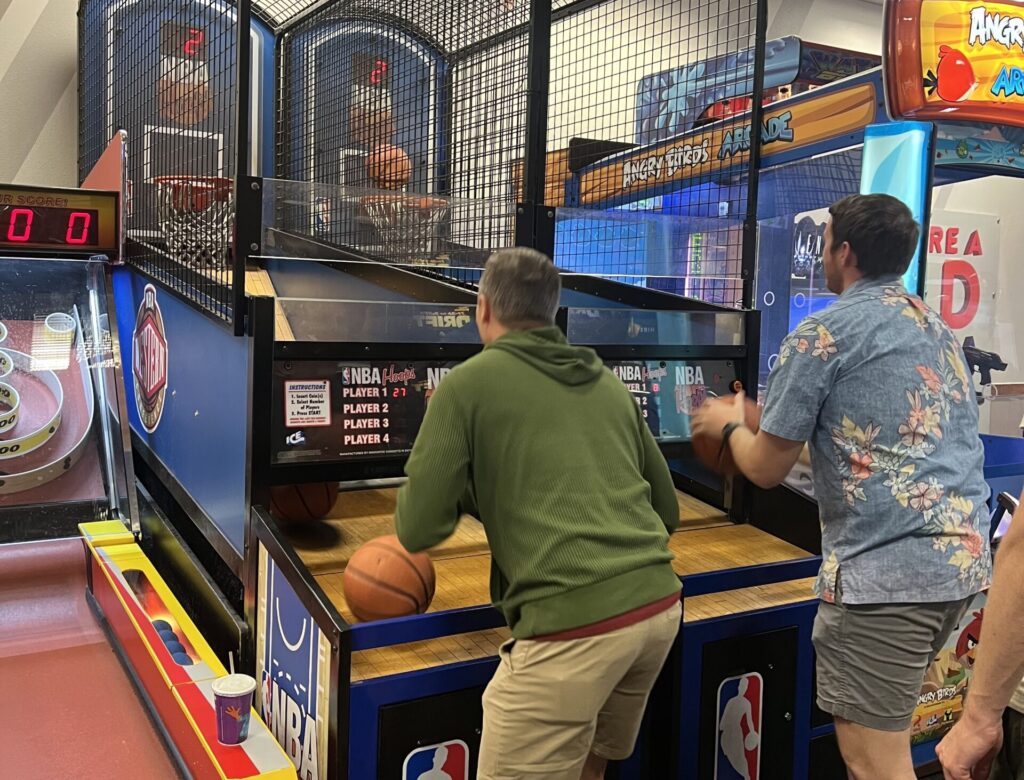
[694,194,991,780]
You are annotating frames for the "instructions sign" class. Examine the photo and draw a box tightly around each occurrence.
[285,380,332,428]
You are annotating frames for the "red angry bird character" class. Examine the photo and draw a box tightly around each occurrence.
[924,46,978,103]
[955,610,984,669]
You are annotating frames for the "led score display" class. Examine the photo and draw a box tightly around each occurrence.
[0,187,117,254]
[1,207,98,247]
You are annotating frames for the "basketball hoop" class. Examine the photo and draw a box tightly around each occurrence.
[152,176,234,268]
[360,194,448,261]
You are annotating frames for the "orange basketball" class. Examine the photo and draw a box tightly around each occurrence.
[366,144,411,190]
[343,535,436,622]
[692,396,762,476]
[269,482,339,524]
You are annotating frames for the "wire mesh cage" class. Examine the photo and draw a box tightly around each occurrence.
[79,0,241,322]
[275,0,532,266]
[79,0,768,320]
[546,0,761,306]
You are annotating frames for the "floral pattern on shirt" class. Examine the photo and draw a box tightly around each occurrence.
[778,320,837,366]
[760,279,991,605]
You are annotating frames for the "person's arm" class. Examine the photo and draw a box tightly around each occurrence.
[394,377,471,552]
[692,391,811,489]
[727,422,807,489]
[695,318,839,488]
[937,491,1024,779]
[639,412,679,533]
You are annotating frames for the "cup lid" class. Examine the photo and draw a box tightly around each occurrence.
[212,673,257,696]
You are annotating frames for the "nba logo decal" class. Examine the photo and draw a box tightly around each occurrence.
[715,672,762,780]
[261,557,325,778]
[132,284,167,433]
[402,740,468,780]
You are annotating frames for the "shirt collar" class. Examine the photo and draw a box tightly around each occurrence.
[841,274,905,299]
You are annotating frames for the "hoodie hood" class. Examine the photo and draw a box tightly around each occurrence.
[487,326,603,386]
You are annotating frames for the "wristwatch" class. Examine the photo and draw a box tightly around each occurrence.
[718,421,743,461]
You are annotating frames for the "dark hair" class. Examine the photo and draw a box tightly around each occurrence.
[828,194,920,278]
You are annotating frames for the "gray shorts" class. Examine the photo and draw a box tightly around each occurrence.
[812,591,971,731]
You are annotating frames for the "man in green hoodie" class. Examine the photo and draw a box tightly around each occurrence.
[395,248,682,780]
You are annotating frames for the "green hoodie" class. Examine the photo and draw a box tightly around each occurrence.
[395,326,681,638]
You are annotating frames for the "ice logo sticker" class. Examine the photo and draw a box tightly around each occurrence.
[402,740,469,780]
[715,672,762,780]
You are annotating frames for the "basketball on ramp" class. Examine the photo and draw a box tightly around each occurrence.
[343,535,436,622]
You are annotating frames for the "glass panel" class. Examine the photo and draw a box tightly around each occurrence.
[275,298,479,343]
[753,147,863,394]
[566,307,744,347]
[554,205,744,305]
[0,258,132,523]
[261,178,513,271]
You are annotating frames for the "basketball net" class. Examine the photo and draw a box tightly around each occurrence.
[152,176,234,269]
[361,194,448,263]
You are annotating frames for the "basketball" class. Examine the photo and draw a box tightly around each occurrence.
[269,482,339,524]
[343,535,436,622]
[692,396,762,475]
[366,144,412,190]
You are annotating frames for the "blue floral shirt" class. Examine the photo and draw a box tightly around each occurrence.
[760,275,992,604]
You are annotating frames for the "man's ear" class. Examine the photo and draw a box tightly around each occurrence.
[840,241,858,272]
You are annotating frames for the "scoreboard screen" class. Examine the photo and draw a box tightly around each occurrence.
[273,359,457,463]
[351,52,391,89]
[273,357,741,465]
[605,359,740,442]
[160,21,208,60]
[0,186,117,254]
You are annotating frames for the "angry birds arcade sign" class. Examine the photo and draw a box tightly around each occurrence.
[886,0,1024,126]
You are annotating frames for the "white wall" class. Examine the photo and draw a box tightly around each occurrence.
[0,0,80,187]
[767,0,883,55]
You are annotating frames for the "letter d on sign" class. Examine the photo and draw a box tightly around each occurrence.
[941,260,980,330]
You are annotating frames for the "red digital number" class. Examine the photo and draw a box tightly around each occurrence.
[7,208,33,242]
[370,59,387,85]
[184,28,204,57]
[66,212,91,244]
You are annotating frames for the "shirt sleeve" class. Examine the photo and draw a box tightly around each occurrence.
[394,375,471,552]
[759,317,842,443]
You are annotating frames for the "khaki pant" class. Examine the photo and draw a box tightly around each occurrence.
[478,602,681,780]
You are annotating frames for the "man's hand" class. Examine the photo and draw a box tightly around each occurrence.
[692,391,747,442]
[936,711,1002,779]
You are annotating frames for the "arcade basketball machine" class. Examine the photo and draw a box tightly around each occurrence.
[71,1,892,778]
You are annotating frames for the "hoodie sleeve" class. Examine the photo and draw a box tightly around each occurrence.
[395,375,471,552]
[639,406,679,533]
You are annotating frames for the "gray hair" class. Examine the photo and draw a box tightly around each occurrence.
[478,248,561,326]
